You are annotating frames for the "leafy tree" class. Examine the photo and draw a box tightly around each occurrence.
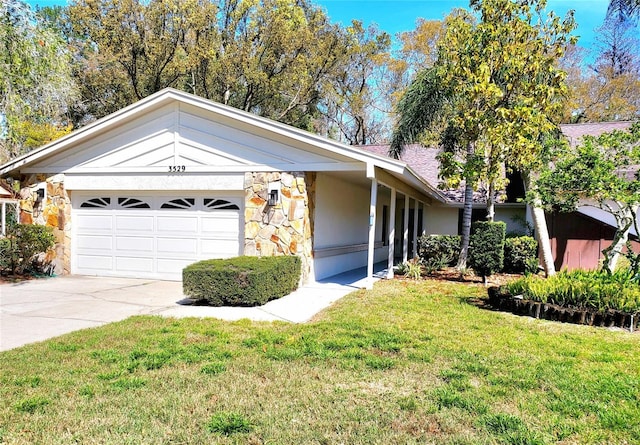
[391,0,575,275]
[561,14,640,123]
[62,0,364,133]
[320,21,391,144]
[0,0,77,161]
[535,123,640,273]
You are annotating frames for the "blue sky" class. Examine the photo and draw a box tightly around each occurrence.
[26,0,610,51]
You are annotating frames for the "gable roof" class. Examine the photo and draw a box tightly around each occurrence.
[0,88,447,203]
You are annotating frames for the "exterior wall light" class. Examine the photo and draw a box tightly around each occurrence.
[268,189,279,206]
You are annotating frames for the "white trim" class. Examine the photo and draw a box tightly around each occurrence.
[65,174,245,191]
[314,242,384,259]
[23,162,366,175]
[413,199,419,258]
[367,178,378,289]
[387,187,396,279]
[403,194,409,263]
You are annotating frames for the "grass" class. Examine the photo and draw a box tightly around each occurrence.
[1,279,640,444]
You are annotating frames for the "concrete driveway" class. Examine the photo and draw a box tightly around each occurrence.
[0,269,381,351]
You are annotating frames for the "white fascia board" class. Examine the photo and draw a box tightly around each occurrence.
[23,162,366,175]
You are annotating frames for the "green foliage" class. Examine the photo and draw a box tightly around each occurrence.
[58,0,391,144]
[418,234,460,267]
[0,0,77,161]
[504,269,640,313]
[182,256,301,307]
[469,221,506,279]
[0,224,55,275]
[207,412,253,435]
[503,236,539,274]
[396,258,423,279]
[535,123,640,272]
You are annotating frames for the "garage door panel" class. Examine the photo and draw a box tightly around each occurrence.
[116,236,154,252]
[77,234,113,250]
[76,214,113,230]
[201,239,239,256]
[77,255,113,270]
[116,256,154,272]
[73,194,242,280]
[157,258,198,274]
[201,214,240,233]
[157,237,198,254]
[116,215,154,231]
[157,216,198,233]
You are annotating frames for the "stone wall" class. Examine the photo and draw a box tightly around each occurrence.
[244,172,315,282]
[17,174,71,275]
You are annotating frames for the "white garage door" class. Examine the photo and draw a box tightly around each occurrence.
[72,194,242,280]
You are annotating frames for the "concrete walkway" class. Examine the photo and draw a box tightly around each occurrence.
[0,266,387,351]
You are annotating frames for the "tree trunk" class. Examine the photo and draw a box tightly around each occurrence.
[457,181,474,270]
[486,181,495,222]
[602,204,637,273]
[522,171,556,277]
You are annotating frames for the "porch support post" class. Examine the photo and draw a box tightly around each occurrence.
[1,202,5,236]
[412,199,419,258]
[403,194,409,263]
[387,187,396,279]
[367,177,378,289]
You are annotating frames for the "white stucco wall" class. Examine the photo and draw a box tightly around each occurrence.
[424,205,459,235]
[312,173,387,280]
[495,206,528,236]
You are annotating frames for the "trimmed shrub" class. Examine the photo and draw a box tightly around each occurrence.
[183,255,301,307]
[1,224,55,275]
[503,236,538,274]
[418,234,460,267]
[469,221,506,280]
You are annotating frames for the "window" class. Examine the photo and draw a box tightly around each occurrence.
[161,198,195,209]
[80,197,111,208]
[204,199,239,210]
[117,197,150,209]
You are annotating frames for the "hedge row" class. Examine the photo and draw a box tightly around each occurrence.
[183,255,301,307]
[418,232,538,275]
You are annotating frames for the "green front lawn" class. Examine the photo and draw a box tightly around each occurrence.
[1,279,639,444]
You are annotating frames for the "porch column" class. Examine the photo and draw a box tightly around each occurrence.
[403,194,409,263]
[367,178,378,289]
[387,188,396,279]
[413,200,419,258]
[1,202,5,236]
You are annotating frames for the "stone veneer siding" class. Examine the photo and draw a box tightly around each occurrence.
[17,174,71,275]
[244,172,315,282]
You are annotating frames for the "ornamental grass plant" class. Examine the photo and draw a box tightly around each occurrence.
[505,269,640,313]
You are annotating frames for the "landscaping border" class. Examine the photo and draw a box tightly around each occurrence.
[487,287,639,332]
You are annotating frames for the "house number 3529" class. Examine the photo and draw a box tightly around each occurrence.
[169,165,186,172]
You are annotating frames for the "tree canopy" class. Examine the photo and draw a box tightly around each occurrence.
[390,0,575,274]
[0,0,77,162]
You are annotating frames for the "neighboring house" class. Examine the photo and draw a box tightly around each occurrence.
[0,89,446,286]
[549,121,639,270]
